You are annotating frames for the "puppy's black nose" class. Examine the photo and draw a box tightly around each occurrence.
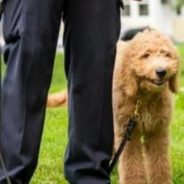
[156,69,167,78]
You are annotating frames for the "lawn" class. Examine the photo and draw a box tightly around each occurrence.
[30,44,184,184]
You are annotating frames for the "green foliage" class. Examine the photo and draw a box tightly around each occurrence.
[30,46,184,183]
[176,0,184,8]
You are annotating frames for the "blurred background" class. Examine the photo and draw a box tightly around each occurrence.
[0,0,184,49]
[56,0,184,51]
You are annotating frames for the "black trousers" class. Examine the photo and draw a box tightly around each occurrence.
[0,0,120,183]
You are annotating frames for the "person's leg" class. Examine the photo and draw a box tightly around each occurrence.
[0,0,64,183]
[63,0,121,183]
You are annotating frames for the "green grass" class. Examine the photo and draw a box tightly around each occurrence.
[178,44,184,86]
[172,44,184,183]
[2,45,183,183]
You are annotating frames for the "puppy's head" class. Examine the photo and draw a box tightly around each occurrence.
[123,29,179,94]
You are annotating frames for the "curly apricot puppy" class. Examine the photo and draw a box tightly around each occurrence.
[113,30,179,184]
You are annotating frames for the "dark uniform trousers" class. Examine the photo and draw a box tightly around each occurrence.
[0,0,120,183]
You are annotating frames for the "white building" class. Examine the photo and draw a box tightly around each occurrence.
[121,0,184,42]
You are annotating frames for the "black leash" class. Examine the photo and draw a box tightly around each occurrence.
[108,117,137,174]
[108,100,140,174]
[0,1,12,183]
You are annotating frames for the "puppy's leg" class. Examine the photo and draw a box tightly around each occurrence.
[143,128,172,184]
[118,129,147,184]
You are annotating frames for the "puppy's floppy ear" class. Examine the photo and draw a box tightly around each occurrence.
[120,59,138,97]
[114,41,138,97]
[169,52,180,93]
[169,73,178,93]
[124,70,138,97]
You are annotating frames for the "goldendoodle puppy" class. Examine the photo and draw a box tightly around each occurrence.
[113,30,179,184]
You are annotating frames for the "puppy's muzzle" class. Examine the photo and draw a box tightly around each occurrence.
[156,68,167,78]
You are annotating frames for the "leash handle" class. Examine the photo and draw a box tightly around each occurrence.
[108,118,136,174]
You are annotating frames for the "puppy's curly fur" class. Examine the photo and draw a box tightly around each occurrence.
[113,30,179,184]
[47,89,67,107]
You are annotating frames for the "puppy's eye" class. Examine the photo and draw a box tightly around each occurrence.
[165,52,171,58]
[141,53,150,59]
[160,50,171,58]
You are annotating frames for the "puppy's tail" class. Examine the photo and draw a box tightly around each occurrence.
[47,89,68,108]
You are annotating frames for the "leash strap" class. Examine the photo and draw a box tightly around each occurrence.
[108,117,137,174]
